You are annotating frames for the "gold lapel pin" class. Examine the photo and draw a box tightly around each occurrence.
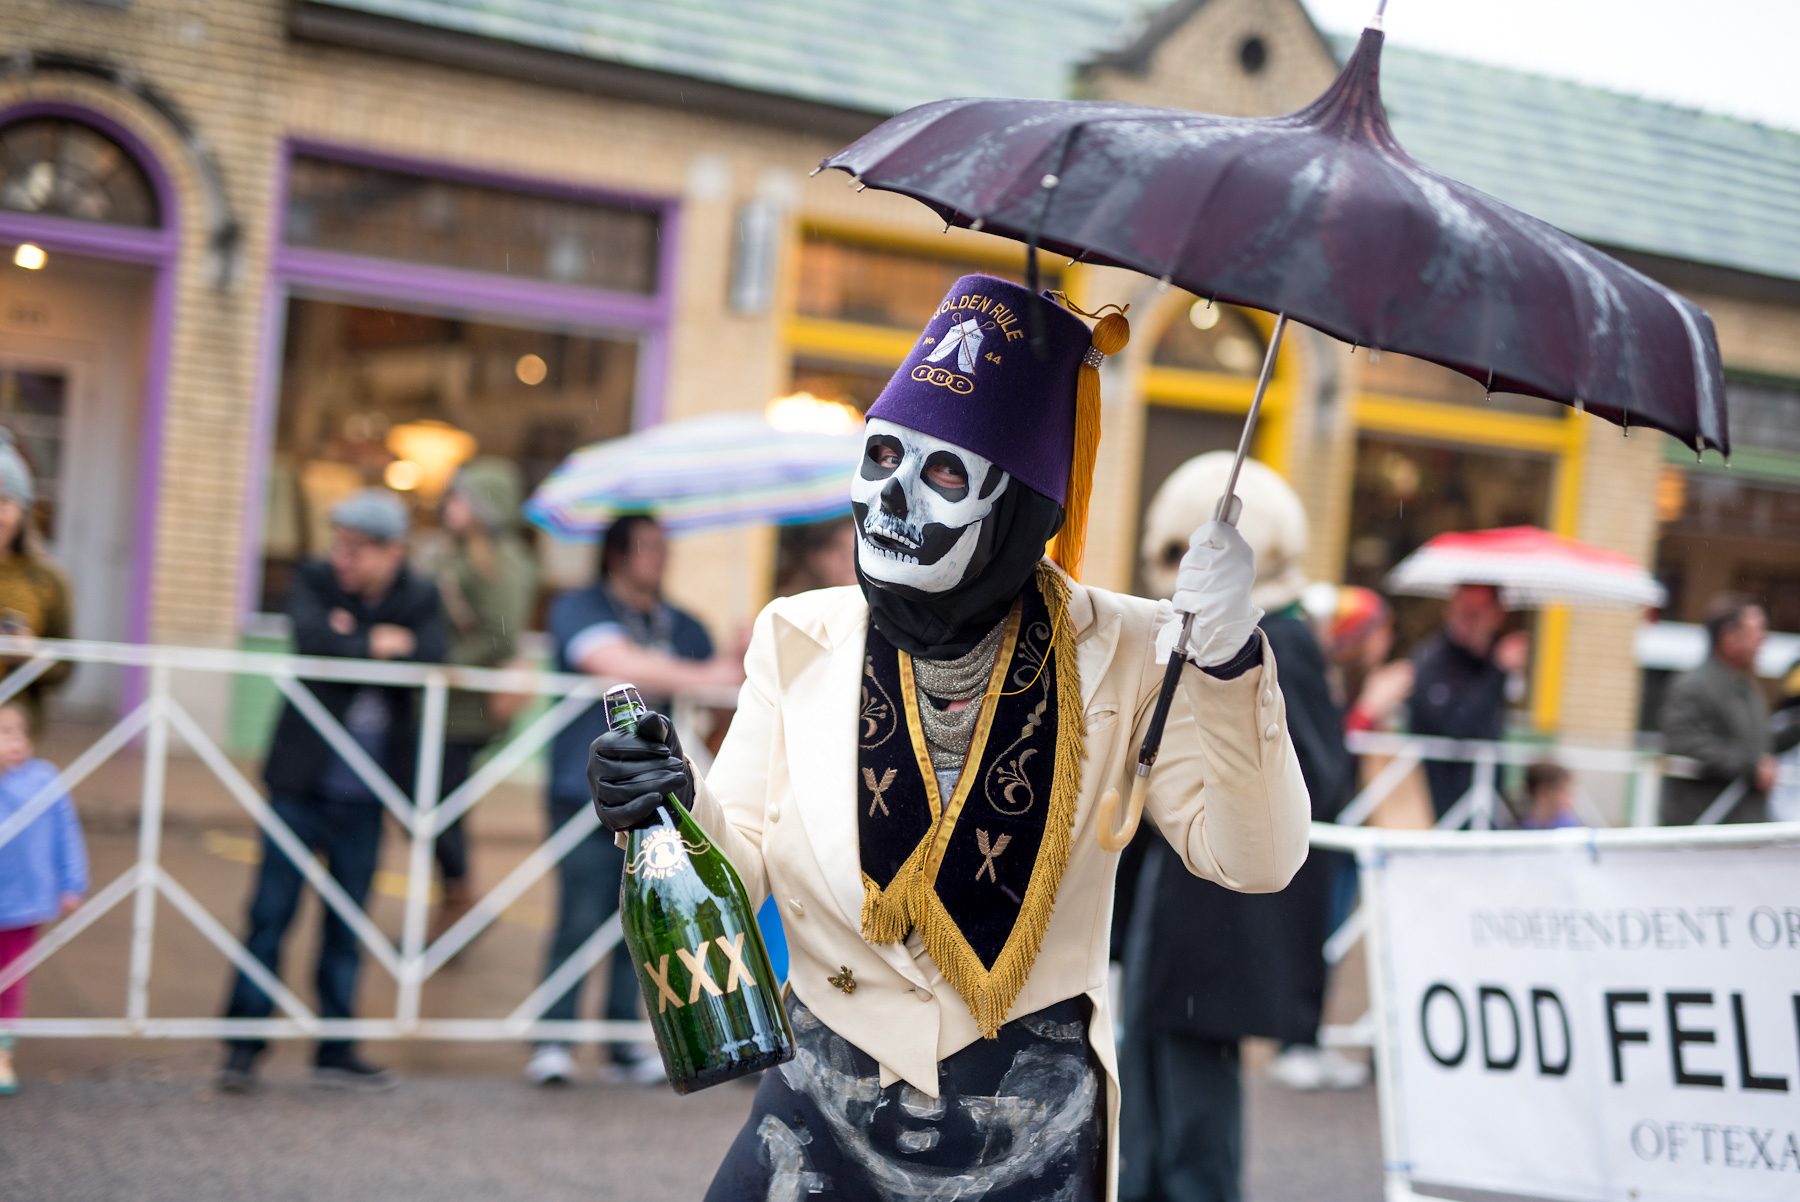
[827,965,857,995]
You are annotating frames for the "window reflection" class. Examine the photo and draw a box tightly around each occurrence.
[261,298,637,611]
[0,118,160,228]
[284,156,660,292]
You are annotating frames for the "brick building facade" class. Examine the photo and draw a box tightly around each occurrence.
[2,0,1796,754]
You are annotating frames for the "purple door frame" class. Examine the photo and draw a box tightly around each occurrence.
[240,139,681,620]
[0,101,182,654]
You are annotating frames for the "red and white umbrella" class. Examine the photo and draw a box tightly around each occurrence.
[1384,527,1667,610]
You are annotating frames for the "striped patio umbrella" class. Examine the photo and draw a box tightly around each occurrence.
[1384,526,1667,610]
[525,412,863,539]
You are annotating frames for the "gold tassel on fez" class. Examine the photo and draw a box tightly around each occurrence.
[1046,297,1129,583]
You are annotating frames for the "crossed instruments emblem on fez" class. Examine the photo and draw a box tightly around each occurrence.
[975,829,1011,882]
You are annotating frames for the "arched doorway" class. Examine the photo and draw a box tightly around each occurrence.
[0,108,178,717]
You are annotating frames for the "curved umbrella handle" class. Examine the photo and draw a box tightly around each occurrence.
[1096,776,1150,852]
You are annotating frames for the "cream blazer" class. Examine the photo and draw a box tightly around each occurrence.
[685,568,1311,1199]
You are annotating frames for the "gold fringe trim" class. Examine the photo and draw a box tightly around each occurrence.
[917,562,1084,1038]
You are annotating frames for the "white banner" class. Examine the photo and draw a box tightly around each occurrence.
[1379,841,1800,1201]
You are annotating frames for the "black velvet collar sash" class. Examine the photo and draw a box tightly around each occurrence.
[856,562,1084,1038]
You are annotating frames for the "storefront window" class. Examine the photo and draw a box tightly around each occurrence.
[260,298,637,611]
[1344,435,1553,652]
[1655,375,1800,632]
[795,232,1059,330]
[1151,300,1265,375]
[0,366,67,540]
[0,117,160,227]
[1656,474,1800,631]
[284,155,660,292]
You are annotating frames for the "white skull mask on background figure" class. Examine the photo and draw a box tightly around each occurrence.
[851,418,1010,595]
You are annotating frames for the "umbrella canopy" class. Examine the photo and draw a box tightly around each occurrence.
[1384,526,1667,610]
[820,25,1728,454]
[525,412,862,539]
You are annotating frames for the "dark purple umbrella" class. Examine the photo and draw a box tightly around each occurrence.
[819,23,1727,457]
[818,13,1729,847]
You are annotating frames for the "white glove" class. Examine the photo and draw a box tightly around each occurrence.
[1154,520,1264,668]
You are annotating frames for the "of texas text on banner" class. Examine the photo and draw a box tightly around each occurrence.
[1377,839,1800,1201]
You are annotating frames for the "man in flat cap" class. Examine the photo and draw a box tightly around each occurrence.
[591,278,1310,1200]
[220,488,446,1094]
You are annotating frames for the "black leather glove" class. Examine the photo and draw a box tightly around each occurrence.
[588,711,694,832]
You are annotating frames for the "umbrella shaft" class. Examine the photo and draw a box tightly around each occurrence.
[1212,312,1289,528]
[1140,313,1288,776]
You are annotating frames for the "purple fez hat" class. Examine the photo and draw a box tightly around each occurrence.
[866,274,1090,505]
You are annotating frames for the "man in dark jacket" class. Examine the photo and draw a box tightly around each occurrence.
[1659,593,1772,825]
[1408,584,1529,820]
[220,489,446,1093]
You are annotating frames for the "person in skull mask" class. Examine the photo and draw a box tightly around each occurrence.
[590,275,1310,1201]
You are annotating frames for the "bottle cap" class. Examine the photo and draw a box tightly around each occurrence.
[603,683,647,732]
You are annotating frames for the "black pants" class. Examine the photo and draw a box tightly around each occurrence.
[1118,1027,1242,1202]
[224,794,383,1064]
[432,741,481,884]
[540,794,641,1057]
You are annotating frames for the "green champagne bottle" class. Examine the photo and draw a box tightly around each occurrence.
[605,684,794,1093]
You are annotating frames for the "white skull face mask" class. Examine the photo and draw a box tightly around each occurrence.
[851,418,1010,595]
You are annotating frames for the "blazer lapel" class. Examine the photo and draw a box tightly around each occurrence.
[1069,578,1125,712]
[774,593,931,989]
[773,598,874,938]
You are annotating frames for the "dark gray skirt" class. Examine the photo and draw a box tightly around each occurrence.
[706,992,1105,1201]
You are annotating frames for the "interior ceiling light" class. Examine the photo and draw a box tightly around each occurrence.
[766,391,863,434]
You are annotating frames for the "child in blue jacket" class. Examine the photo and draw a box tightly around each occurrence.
[0,700,87,1095]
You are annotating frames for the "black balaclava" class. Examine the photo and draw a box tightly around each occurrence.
[851,418,1064,660]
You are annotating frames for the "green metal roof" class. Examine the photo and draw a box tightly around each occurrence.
[310,3,1800,285]
[311,0,1144,116]
[1355,37,1800,285]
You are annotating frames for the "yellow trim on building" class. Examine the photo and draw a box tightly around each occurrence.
[1352,393,1573,455]
[786,316,917,367]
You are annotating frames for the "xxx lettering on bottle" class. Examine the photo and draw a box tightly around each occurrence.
[645,936,761,1012]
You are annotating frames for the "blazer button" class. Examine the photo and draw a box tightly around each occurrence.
[1263,723,1279,740]
[766,803,781,824]
[915,985,934,1002]
[788,898,804,917]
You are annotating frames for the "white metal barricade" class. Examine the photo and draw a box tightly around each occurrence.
[0,635,735,1045]
[0,634,1786,1052]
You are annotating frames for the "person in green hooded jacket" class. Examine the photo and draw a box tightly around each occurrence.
[433,457,538,934]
